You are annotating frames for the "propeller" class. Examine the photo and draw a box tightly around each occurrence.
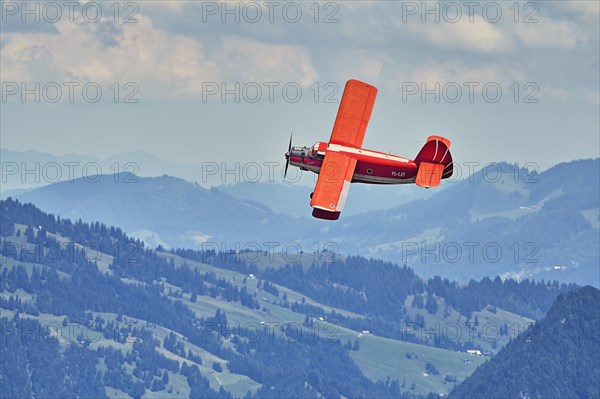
[284,133,292,179]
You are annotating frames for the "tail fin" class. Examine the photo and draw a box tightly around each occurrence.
[414,136,453,188]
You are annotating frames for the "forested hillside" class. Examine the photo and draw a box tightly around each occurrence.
[0,198,582,397]
[449,286,600,398]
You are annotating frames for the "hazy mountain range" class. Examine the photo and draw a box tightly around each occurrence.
[1,148,433,215]
[6,149,599,286]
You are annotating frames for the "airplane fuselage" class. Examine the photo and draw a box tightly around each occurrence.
[287,142,420,184]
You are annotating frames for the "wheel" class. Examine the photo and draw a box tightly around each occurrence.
[310,192,314,199]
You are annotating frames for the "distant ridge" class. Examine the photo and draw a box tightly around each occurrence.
[13,158,600,285]
[16,173,307,249]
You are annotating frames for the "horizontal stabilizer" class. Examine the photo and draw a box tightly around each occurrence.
[415,162,444,188]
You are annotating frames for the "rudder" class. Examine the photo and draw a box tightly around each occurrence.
[414,136,453,188]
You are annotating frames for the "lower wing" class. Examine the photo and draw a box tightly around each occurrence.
[310,152,357,220]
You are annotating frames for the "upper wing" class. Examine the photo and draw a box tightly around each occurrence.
[329,79,378,149]
[310,151,357,220]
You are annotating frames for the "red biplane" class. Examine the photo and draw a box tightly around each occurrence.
[284,79,454,220]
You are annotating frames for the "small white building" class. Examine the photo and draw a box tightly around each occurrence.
[361,330,370,335]
[466,349,483,356]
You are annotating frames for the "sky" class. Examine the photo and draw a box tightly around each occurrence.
[1,0,599,175]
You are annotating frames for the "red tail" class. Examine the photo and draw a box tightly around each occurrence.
[414,136,453,188]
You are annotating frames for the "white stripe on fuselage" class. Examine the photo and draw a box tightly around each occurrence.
[326,144,410,163]
[353,173,415,184]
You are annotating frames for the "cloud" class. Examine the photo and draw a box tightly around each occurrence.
[216,35,318,87]
[386,60,525,90]
[514,19,583,49]
[329,49,390,85]
[0,1,595,107]
[1,14,217,97]
[0,12,318,100]
[542,86,599,106]
[556,0,600,20]
[141,0,186,13]
[406,16,512,53]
